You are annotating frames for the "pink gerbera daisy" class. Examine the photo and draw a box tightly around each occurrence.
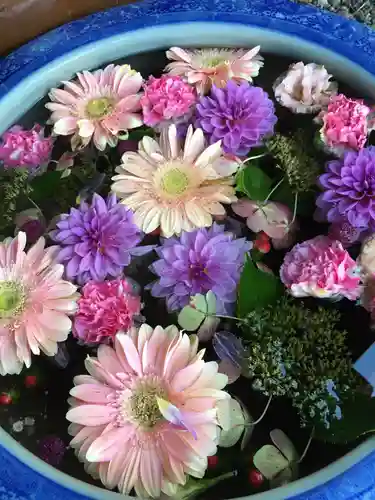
[67,325,230,498]
[111,124,239,237]
[46,64,144,151]
[0,232,78,375]
[165,46,264,95]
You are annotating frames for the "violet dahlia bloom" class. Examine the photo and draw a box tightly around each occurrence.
[51,193,148,284]
[317,147,375,230]
[195,81,277,156]
[148,223,251,313]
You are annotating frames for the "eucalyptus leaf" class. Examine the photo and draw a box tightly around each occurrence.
[237,255,284,318]
[177,306,205,331]
[253,445,290,480]
[270,429,299,463]
[236,164,272,201]
[269,466,294,488]
[314,391,375,444]
[217,399,245,447]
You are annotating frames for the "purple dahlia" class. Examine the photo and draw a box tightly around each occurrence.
[51,193,147,284]
[195,81,277,156]
[317,147,375,230]
[148,223,251,313]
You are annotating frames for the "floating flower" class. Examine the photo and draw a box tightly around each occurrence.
[317,147,375,230]
[148,223,250,313]
[73,278,141,344]
[273,62,337,114]
[232,199,297,249]
[317,94,370,156]
[50,193,149,285]
[165,46,263,95]
[46,64,143,150]
[195,82,277,156]
[141,75,197,127]
[0,232,78,375]
[111,125,239,237]
[66,325,230,498]
[280,235,361,300]
[38,436,66,466]
[0,124,53,170]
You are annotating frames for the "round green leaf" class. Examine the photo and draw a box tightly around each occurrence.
[206,290,217,315]
[178,306,205,331]
[217,398,245,447]
[270,429,299,463]
[253,445,290,480]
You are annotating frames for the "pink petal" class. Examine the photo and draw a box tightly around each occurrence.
[97,344,125,377]
[86,426,134,462]
[232,199,258,218]
[140,448,162,497]
[69,384,114,404]
[166,47,192,64]
[171,360,205,392]
[77,119,95,138]
[115,333,143,375]
[54,117,78,135]
[66,405,116,426]
[117,73,143,97]
[119,447,142,494]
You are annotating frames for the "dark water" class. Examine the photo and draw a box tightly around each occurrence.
[0,49,371,499]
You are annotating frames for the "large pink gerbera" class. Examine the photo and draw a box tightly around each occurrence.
[46,64,143,151]
[165,46,264,95]
[0,232,78,375]
[111,124,239,237]
[67,325,230,498]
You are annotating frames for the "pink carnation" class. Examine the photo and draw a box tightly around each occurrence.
[141,75,196,127]
[73,279,141,344]
[318,94,370,155]
[0,124,53,169]
[280,235,361,300]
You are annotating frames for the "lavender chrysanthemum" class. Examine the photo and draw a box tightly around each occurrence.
[51,193,145,284]
[317,147,375,230]
[195,81,277,156]
[149,223,251,313]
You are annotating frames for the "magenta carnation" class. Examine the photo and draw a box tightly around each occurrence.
[141,75,196,127]
[73,278,141,344]
[318,94,370,155]
[280,235,361,300]
[0,124,53,170]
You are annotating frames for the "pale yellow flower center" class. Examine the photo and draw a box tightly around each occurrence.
[129,383,166,428]
[0,281,26,319]
[161,168,190,196]
[205,56,227,68]
[86,97,114,119]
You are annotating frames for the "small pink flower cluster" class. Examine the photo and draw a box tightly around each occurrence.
[73,278,141,344]
[0,124,53,169]
[318,94,370,155]
[280,235,361,300]
[141,75,197,127]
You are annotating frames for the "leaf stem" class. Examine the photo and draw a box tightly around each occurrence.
[298,427,315,463]
[291,191,298,225]
[241,153,267,166]
[242,395,273,428]
[263,177,285,204]
[212,313,248,324]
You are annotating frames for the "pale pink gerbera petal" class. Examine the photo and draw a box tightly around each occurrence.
[165,46,264,95]
[46,64,143,151]
[67,325,231,498]
[111,124,238,237]
[0,232,78,375]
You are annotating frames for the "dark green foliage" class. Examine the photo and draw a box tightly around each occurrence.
[266,129,321,193]
[241,298,358,429]
[0,169,31,232]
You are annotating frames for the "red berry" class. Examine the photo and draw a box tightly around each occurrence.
[248,469,264,487]
[207,455,219,468]
[257,231,269,242]
[25,375,37,388]
[0,393,12,405]
[255,239,271,254]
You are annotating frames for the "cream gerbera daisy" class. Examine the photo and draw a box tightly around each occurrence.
[111,125,239,237]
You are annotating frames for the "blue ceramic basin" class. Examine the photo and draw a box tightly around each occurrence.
[0,0,374,498]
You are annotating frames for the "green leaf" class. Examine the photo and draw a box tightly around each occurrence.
[237,255,284,318]
[30,171,62,201]
[314,392,375,444]
[127,126,155,142]
[217,398,250,448]
[270,429,299,463]
[253,445,290,480]
[178,306,205,331]
[236,164,272,201]
[272,182,316,217]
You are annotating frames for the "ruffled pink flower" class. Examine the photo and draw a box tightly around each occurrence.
[73,279,141,344]
[0,232,78,375]
[165,46,263,95]
[0,125,53,169]
[280,235,361,300]
[232,199,297,249]
[141,75,197,127]
[318,94,370,156]
[273,62,337,114]
[67,325,230,498]
[46,64,143,151]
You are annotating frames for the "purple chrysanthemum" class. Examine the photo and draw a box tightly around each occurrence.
[317,147,375,230]
[195,81,277,156]
[51,193,147,284]
[148,223,251,313]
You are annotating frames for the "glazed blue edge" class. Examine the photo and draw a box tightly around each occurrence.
[0,0,374,499]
